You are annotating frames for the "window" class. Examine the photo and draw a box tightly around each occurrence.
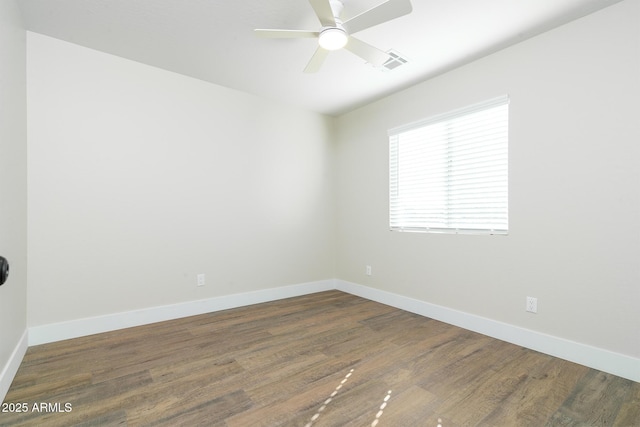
[389,96,509,234]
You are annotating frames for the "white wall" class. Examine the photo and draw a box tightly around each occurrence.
[0,0,28,400]
[335,0,640,359]
[27,33,336,327]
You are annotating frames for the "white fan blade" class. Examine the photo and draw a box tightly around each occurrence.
[308,0,337,27]
[343,0,412,35]
[344,36,390,66]
[304,47,330,73]
[254,29,319,39]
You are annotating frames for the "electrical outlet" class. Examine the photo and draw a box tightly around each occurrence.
[526,296,537,313]
[366,265,372,276]
[197,274,205,287]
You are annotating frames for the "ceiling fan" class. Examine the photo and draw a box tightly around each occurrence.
[254,0,412,73]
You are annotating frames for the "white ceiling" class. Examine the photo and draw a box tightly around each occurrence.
[18,0,622,116]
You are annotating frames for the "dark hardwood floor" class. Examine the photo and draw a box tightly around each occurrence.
[1,291,638,426]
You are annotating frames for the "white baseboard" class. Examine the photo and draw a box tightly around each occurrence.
[25,278,639,383]
[335,280,640,383]
[29,279,335,346]
[1,329,28,404]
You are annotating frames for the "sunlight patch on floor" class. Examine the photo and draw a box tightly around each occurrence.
[305,369,354,427]
[370,389,392,426]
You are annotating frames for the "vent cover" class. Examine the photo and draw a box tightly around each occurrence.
[379,50,408,71]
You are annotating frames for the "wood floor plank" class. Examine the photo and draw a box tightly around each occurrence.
[548,370,634,426]
[73,409,128,427]
[440,348,547,425]
[3,373,93,403]
[367,384,440,427]
[613,380,640,426]
[479,356,589,426]
[225,368,356,427]
[2,290,637,427]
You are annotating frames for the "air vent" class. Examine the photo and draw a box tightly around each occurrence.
[379,50,408,71]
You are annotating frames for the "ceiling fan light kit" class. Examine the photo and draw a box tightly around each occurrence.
[255,0,413,72]
[318,27,348,50]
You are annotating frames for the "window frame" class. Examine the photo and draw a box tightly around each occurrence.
[388,96,509,235]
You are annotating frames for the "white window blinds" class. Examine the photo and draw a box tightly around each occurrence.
[389,96,509,234]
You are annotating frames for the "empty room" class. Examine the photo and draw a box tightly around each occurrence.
[1,0,639,425]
